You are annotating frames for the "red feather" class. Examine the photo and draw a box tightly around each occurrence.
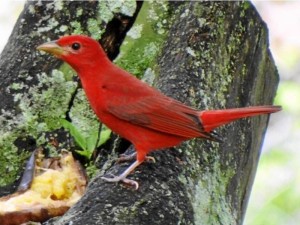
[200,106,281,132]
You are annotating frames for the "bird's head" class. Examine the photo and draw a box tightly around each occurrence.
[37,35,107,72]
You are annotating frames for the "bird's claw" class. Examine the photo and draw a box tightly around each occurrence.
[101,175,139,190]
[122,178,139,190]
[145,156,156,163]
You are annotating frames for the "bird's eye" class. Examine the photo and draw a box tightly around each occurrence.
[71,42,81,50]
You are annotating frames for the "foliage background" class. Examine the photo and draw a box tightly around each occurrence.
[245,1,300,225]
[0,1,298,225]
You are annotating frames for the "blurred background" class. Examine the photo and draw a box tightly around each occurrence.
[0,1,298,225]
[247,1,300,225]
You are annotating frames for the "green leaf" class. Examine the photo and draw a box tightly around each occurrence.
[86,132,99,152]
[75,149,91,159]
[60,119,112,160]
[60,119,87,150]
[97,128,112,147]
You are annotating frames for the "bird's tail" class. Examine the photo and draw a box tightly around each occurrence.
[199,105,281,132]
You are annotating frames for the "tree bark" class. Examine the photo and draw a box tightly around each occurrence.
[0,1,279,225]
[0,0,141,191]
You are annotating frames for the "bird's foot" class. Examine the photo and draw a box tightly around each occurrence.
[117,153,155,164]
[116,152,136,163]
[101,160,142,190]
[101,175,139,190]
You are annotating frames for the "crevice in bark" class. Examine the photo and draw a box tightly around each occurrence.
[100,1,143,60]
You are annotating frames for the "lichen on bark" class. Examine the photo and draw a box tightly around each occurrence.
[0,0,138,187]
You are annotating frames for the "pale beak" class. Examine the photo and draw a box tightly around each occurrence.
[37,40,65,57]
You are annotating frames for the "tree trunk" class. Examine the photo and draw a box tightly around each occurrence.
[0,1,279,225]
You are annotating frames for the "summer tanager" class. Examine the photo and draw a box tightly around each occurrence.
[37,35,281,189]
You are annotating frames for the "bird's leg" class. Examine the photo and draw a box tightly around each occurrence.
[101,160,143,189]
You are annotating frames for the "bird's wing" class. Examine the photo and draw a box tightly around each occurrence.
[107,93,212,139]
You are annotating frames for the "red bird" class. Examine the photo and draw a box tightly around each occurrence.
[38,35,281,189]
